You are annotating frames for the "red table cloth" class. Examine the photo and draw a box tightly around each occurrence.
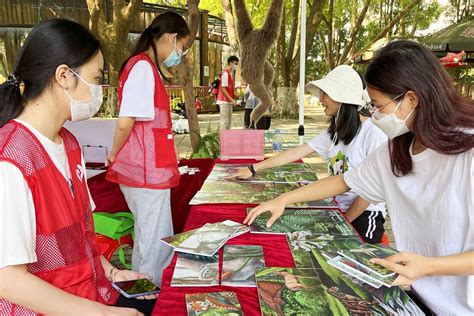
[152,204,296,316]
[87,158,215,233]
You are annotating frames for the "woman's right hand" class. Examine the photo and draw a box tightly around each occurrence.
[229,166,254,180]
[101,305,143,316]
[244,196,287,227]
[106,153,116,166]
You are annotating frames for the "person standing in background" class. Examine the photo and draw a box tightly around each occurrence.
[107,12,189,287]
[217,55,239,130]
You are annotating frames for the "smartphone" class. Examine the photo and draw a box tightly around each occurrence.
[112,279,160,298]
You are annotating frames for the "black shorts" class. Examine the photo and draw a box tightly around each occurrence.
[351,210,385,244]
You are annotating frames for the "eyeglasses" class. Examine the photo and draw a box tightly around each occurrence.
[367,92,405,113]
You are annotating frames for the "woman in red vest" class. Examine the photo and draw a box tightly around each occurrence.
[0,20,155,315]
[106,12,189,287]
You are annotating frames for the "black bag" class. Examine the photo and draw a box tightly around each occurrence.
[211,78,220,89]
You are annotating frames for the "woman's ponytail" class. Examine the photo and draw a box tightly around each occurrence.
[0,74,24,127]
[120,11,189,77]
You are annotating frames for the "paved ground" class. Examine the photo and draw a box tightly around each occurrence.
[175,104,330,178]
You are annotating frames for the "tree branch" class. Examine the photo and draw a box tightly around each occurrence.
[285,0,300,63]
[123,0,143,22]
[222,0,239,49]
[338,0,371,65]
[371,0,421,43]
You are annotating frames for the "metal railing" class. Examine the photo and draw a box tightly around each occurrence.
[100,85,247,114]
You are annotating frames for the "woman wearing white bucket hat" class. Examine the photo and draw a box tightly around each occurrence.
[245,40,474,315]
[232,64,389,243]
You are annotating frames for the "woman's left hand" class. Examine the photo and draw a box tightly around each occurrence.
[370,252,434,287]
[113,270,158,300]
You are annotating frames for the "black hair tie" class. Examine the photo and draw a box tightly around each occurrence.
[6,73,21,87]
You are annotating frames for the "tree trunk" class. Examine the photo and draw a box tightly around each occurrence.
[283,0,324,88]
[180,0,201,154]
[222,0,239,51]
[2,31,23,75]
[337,0,371,65]
[370,0,421,44]
[275,6,286,88]
[103,87,118,117]
[275,87,298,119]
[86,0,143,115]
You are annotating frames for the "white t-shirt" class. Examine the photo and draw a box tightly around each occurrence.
[344,143,474,315]
[217,71,231,105]
[220,71,229,87]
[307,118,388,213]
[0,120,95,269]
[119,60,155,121]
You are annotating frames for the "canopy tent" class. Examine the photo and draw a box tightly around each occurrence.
[350,38,391,64]
[424,20,474,52]
[424,19,474,62]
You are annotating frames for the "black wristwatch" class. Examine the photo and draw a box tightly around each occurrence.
[248,164,256,177]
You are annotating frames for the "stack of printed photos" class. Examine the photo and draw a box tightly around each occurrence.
[172,253,220,287]
[164,221,268,287]
[221,245,265,287]
[206,163,317,184]
[172,244,266,288]
[252,206,423,315]
[248,208,353,236]
[185,291,243,316]
[161,220,249,257]
[190,163,337,207]
[327,243,399,288]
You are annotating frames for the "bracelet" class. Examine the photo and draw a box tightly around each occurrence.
[248,164,256,177]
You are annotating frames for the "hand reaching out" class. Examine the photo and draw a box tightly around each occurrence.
[370,252,434,287]
[244,197,287,227]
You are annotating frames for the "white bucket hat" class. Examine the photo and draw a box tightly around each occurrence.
[306,65,370,111]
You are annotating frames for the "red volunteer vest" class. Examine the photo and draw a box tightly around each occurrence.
[0,121,118,315]
[217,68,235,103]
[107,53,180,189]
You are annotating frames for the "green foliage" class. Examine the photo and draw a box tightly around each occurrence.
[170,97,182,111]
[301,0,443,81]
[190,123,220,158]
[322,285,351,316]
[199,0,224,16]
[281,286,329,315]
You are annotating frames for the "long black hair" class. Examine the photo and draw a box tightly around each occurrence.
[0,19,100,128]
[120,11,190,78]
[366,40,474,176]
[327,72,371,146]
[327,104,371,146]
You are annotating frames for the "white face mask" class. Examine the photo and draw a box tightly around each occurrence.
[371,95,415,139]
[64,69,103,122]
